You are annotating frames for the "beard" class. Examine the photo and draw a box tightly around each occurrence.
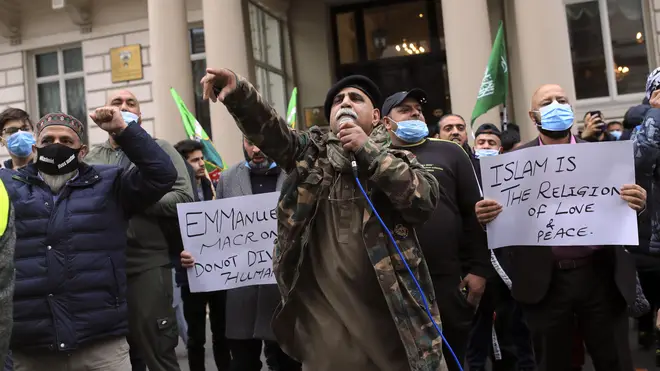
[40,169,78,193]
[538,126,572,140]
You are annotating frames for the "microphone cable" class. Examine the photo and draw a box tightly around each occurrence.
[349,153,463,371]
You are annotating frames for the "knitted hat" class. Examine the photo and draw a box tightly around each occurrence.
[36,112,85,139]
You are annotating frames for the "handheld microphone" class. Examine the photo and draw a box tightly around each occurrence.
[338,115,360,175]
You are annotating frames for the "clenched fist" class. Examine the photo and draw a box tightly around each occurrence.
[200,68,238,103]
[89,107,128,135]
[338,120,369,152]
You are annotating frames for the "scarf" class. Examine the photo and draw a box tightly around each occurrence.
[326,123,391,173]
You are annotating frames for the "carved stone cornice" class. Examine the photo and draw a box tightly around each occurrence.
[64,0,92,34]
[0,0,21,45]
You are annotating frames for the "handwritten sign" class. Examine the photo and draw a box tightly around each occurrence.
[176,192,279,292]
[479,141,638,249]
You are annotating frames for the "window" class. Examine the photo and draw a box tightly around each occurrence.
[34,47,87,142]
[189,26,212,139]
[566,0,650,100]
[336,12,358,64]
[248,2,289,117]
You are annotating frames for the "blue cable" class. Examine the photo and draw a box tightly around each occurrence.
[350,155,463,371]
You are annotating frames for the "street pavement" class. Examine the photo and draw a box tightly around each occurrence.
[175,319,656,371]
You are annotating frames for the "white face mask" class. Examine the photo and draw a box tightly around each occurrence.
[475,148,499,158]
[121,111,139,125]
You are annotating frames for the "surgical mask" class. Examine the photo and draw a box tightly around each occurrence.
[36,144,80,175]
[391,119,429,143]
[121,111,139,125]
[610,130,622,140]
[537,101,574,132]
[475,148,499,158]
[7,131,35,158]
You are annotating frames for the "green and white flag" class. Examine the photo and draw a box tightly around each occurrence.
[471,21,508,126]
[286,87,298,129]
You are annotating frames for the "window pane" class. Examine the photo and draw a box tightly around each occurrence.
[65,78,87,143]
[249,3,265,62]
[191,59,212,139]
[37,81,61,117]
[336,12,358,65]
[255,66,268,97]
[36,52,59,78]
[363,1,431,60]
[268,71,286,116]
[608,0,648,95]
[566,2,610,99]
[264,13,282,69]
[63,48,83,73]
[190,27,206,55]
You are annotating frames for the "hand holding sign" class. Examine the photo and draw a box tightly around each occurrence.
[475,199,502,225]
[181,251,195,268]
[620,184,646,211]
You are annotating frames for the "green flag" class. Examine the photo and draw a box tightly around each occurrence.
[286,87,298,129]
[170,88,226,182]
[471,21,508,125]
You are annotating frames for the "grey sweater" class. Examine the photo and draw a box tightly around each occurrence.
[86,138,194,275]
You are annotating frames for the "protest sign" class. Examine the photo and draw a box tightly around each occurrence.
[479,141,638,249]
[176,192,279,292]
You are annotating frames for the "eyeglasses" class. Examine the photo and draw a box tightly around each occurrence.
[3,126,31,136]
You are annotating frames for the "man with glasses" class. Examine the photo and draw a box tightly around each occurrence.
[0,108,36,170]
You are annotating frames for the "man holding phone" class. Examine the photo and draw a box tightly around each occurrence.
[580,110,615,142]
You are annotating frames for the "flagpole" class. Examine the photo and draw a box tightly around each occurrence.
[502,104,508,131]
[204,167,217,200]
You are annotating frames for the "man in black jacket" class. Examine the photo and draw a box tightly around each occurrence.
[381,89,488,371]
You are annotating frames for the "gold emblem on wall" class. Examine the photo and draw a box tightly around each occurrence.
[110,44,143,83]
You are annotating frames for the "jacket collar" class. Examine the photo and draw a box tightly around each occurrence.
[13,162,102,188]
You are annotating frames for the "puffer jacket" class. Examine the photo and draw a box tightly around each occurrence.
[0,124,177,351]
[633,107,660,255]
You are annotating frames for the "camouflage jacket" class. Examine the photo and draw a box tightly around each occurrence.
[223,76,446,370]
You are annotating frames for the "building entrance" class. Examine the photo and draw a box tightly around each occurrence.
[330,0,450,128]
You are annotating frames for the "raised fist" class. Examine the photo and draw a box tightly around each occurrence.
[89,106,128,135]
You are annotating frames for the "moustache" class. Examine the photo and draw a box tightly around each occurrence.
[335,108,358,121]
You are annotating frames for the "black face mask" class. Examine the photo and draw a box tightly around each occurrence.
[36,144,81,175]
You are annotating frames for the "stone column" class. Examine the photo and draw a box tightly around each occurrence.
[505,0,576,142]
[147,0,195,143]
[441,0,499,132]
[202,0,252,168]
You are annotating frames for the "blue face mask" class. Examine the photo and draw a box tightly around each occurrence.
[391,119,429,143]
[121,111,139,125]
[610,130,622,140]
[475,148,499,158]
[7,131,36,158]
[538,101,574,131]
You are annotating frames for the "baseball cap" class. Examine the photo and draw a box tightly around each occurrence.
[381,89,428,117]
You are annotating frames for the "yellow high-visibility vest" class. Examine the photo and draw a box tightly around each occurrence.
[0,180,10,236]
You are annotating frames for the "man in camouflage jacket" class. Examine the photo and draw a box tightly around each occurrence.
[200,68,446,371]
